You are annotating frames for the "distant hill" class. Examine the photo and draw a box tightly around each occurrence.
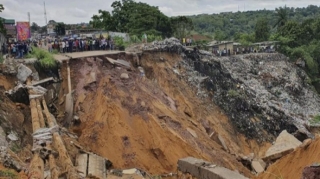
[188,5,320,39]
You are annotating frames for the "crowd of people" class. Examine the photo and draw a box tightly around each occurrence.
[2,41,33,59]
[182,37,193,46]
[39,37,115,53]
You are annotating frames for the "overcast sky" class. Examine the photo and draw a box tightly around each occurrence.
[1,0,320,26]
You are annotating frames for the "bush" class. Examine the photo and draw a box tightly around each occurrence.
[227,89,240,98]
[291,47,318,75]
[114,36,128,51]
[31,48,57,69]
[52,49,59,54]
[310,115,320,125]
[0,55,4,64]
[27,47,58,70]
[0,170,17,179]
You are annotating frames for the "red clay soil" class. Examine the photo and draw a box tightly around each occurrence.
[0,75,15,90]
[257,137,320,179]
[63,52,272,177]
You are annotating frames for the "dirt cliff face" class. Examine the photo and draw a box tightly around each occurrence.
[65,53,262,176]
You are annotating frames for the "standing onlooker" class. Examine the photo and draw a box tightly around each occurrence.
[68,40,73,53]
[48,42,52,53]
[65,40,69,53]
[12,43,16,57]
[110,39,114,50]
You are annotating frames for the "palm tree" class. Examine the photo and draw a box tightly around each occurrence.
[274,6,288,29]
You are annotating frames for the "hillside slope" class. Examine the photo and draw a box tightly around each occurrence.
[61,52,272,177]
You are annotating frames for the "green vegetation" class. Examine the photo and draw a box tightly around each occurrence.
[0,55,4,64]
[187,5,320,92]
[0,4,6,34]
[51,49,59,54]
[274,16,320,86]
[0,170,17,179]
[189,5,320,39]
[255,18,270,42]
[310,115,320,125]
[227,90,240,98]
[90,0,194,39]
[54,23,66,36]
[170,16,194,39]
[10,143,21,153]
[27,47,57,69]
[113,36,127,50]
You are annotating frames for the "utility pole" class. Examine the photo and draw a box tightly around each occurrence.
[28,12,30,24]
[28,12,31,38]
[44,1,48,34]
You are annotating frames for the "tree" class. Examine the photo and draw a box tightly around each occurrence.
[89,10,113,30]
[0,4,5,34]
[54,23,66,36]
[31,22,40,32]
[214,30,228,41]
[170,16,193,39]
[255,18,270,42]
[90,0,172,37]
[274,6,288,29]
[39,26,47,34]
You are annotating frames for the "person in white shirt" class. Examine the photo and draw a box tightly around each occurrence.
[61,41,66,53]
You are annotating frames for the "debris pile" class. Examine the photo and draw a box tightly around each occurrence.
[0,146,25,172]
[179,51,320,142]
[178,157,249,179]
[148,37,185,52]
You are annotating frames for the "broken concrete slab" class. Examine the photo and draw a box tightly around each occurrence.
[27,85,47,95]
[186,128,198,138]
[120,73,129,79]
[116,59,131,68]
[76,153,88,178]
[178,157,249,179]
[64,93,74,127]
[31,77,54,86]
[122,168,138,175]
[7,132,18,141]
[16,64,32,83]
[88,153,107,179]
[251,159,266,174]
[263,130,302,161]
[32,72,40,81]
[85,72,97,87]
